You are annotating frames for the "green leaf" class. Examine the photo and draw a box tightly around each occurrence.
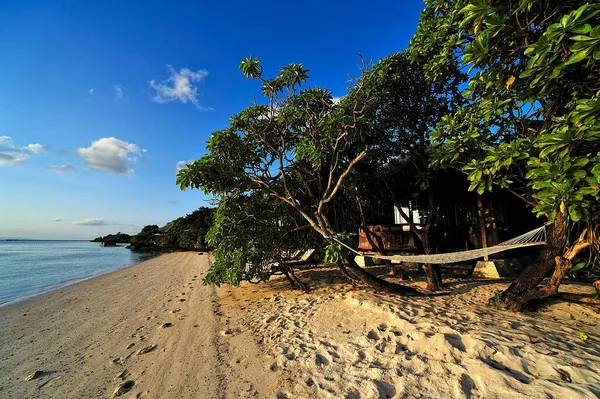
[565,49,591,65]
[568,206,582,222]
[569,261,587,273]
[571,23,592,34]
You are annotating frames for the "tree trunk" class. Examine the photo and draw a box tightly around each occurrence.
[422,234,443,291]
[423,264,443,292]
[341,255,421,296]
[477,194,489,261]
[336,261,362,284]
[490,210,591,311]
[395,188,443,291]
[280,263,309,292]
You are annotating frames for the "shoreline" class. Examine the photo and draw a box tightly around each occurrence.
[0,246,161,309]
[0,257,152,310]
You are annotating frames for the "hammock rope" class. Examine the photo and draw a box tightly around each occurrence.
[333,225,547,265]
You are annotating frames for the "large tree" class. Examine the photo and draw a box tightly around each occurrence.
[410,0,600,309]
[177,57,425,295]
[340,52,465,290]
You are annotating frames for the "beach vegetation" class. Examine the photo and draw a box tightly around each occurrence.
[159,207,215,251]
[129,225,160,250]
[177,56,437,295]
[129,207,215,252]
[410,0,600,310]
[204,193,312,290]
[91,232,131,245]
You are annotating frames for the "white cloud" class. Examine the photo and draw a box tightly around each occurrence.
[26,143,46,154]
[332,96,341,104]
[89,88,94,95]
[0,136,46,165]
[73,218,108,226]
[150,65,211,110]
[53,218,63,222]
[47,165,77,173]
[176,160,193,172]
[77,137,143,176]
[114,85,123,100]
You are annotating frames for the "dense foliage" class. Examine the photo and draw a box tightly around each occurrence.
[410,0,600,308]
[203,193,314,288]
[159,207,215,251]
[129,224,160,250]
[129,207,215,251]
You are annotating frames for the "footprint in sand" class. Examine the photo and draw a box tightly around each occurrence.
[374,380,396,399]
[113,380,135,396]
[315,354,330,367]
[137,344,157,355]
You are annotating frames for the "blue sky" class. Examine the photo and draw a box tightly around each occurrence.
[0,0,425,239]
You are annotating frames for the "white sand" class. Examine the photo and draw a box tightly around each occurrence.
[222,267,600,398]
[1,254,599,398]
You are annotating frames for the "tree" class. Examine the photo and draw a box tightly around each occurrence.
[343,52,465,291]
[410,0,600,309]
[177,56,421,295]
[204,193,311,290]
[159,207,215,251]
[91,232,131,244]
[130,225,160,250]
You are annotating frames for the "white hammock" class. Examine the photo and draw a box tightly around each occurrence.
[335,225,546,265]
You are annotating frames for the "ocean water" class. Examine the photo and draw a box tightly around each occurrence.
[0,241,158,307]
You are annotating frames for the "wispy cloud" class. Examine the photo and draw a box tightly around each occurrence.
[0,136,46,165]
[47,165,77,173]
[89,88,95,95]
[77,137,144,176]
[52,217,63,222]
[150,65,211,110]
[176,160,194,172]
[114,85,123,100]
[73,218,108,226]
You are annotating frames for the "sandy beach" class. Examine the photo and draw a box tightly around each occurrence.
[1,253,599,398]
[0,253,276,399]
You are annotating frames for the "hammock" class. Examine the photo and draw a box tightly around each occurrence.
[334,225,547,265]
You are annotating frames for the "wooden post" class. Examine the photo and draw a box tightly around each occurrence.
[477,194,489,261]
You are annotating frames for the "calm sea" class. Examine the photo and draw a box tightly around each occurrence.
[0,241,158,307]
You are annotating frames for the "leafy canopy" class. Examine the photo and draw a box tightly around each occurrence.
[177,56,381,240]
[410,0,600,228]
